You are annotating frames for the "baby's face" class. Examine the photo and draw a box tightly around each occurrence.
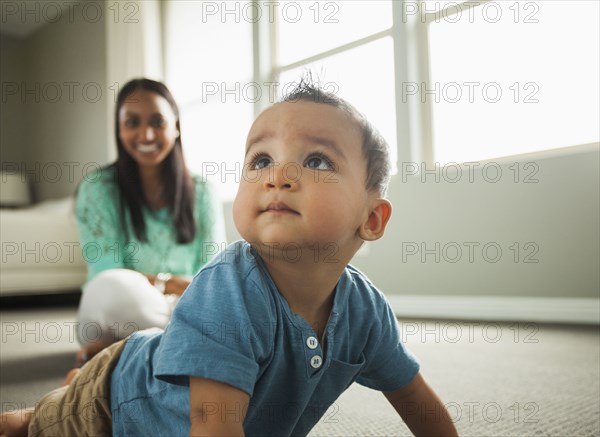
[233,100,373,260]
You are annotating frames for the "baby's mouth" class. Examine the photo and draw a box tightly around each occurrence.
[263,201,300,215]
[136,144,160,153]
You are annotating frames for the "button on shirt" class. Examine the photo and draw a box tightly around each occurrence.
[111,241,420,437]
[310,355,323,369]
[306,336,319,349]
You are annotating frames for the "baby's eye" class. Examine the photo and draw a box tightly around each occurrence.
[249,154,273,170]
[305,154,334,171]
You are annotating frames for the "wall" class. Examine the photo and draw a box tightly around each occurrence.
[0,35,26,164]
[353,145,600,301]
[1,2,109,202]
[223,144,600,303]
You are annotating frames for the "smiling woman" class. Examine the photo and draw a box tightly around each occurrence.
[74,78,226,364]
[118,89,180,173]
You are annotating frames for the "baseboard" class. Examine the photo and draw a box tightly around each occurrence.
[387,295,600,325]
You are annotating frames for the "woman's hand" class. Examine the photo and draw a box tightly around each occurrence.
[165,275,191,296]
[147,274,192,297]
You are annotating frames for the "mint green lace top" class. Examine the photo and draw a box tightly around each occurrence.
[75,166,226,282]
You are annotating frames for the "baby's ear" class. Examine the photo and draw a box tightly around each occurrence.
[359,198,392,241]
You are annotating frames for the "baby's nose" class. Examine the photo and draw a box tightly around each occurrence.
[264,163,300,190]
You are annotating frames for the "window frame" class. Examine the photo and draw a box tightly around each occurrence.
[161,0,434,174]
[162,0,597,177]
[412,0,599,165]
[251,0,414,171]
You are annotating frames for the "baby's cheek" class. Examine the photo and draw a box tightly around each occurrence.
[232,188,252,239]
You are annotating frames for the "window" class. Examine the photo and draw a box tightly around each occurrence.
[164,0,402,199]
[274,1,398,171]
[163,1,254,200]
[278,38,397,170]
[276,1,392,65]
[419,0,600,164]
[163,0,598,199]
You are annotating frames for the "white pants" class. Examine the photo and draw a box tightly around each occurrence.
[77,269,174,346]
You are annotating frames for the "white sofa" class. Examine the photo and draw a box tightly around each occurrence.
[0,177,87,296]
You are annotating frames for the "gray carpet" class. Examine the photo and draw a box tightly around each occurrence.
[1,304,599,436]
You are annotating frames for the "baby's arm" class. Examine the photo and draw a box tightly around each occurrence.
[384,372,459,437]
[189,376,249,437]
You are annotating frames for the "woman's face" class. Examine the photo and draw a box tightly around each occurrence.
[118,89,180,169]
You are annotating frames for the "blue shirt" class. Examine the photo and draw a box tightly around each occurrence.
[110,241,419,436]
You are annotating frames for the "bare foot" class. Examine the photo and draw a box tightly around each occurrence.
[62,368,81,386]
[1,369,78,437]
[0,409,33,437]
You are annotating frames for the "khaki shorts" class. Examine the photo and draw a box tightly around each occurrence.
[28,338,127,437]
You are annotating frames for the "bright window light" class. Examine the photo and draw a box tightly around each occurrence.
[277,1,392,66]
[428,0,600,164]
[278,37,398,172]
[164,0,254,200]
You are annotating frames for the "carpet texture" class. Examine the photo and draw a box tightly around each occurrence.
[1,304,598,436]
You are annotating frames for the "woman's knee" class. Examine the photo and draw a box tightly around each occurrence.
[77,269,170,345]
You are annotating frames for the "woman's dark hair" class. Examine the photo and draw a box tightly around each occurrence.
[114,78,195,243]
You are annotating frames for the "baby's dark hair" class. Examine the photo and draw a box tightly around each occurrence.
[281,75,391,196]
